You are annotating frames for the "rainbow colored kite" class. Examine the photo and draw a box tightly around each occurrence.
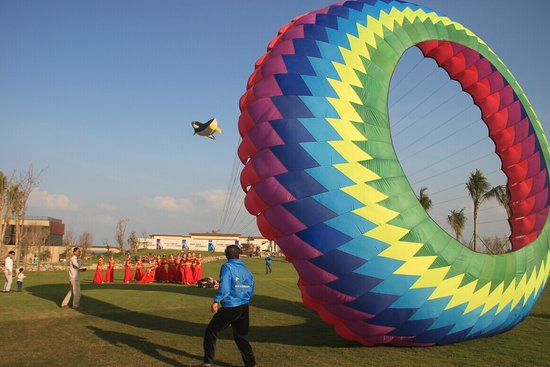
[238,0,549,346]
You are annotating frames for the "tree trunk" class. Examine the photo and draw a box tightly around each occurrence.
[472,207,478,252]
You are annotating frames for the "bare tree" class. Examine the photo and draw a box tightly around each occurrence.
[127,230,138,253]
[115,218,129,252]
[78,231,93,258]
[0,171,16,253]
[62,229,78,263]
[24,225,49,271]
[12,168,40,269]
[482,235,510,254]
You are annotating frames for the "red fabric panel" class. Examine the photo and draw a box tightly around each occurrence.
[244,187,268,216]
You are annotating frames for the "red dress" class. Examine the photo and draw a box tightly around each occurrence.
[174,258,182,283]
[93,258,104,284]
[123,258,133,283]
[193,257,203,283]
[106,258,115,282]
[167,257,176,283]
[134,260,144,281]
[139,265,156,284]
[183,259,193,285]
[156,258,168,282]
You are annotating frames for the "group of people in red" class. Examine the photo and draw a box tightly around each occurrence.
[93,252,204,286]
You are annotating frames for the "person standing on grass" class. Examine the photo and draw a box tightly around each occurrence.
[193,245,257,367]
[265,255,272,274]
[61,247,87,309]
[3,250,15,293]
[16,268,26,291]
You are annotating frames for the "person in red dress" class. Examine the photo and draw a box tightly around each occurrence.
[134,256,144,281]
[183,254,193,285]
[156,255,168,282]
[193,253,203,283]
[174,257,182,283]
[123,254,133,283]
[93,255,104,284]
[167,254,176,283]
[106,255,115,283]
[139,264,157,284]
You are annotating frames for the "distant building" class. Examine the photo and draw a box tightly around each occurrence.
[1,216,64,246]
[139,232,278,253]
[1,216,66,264]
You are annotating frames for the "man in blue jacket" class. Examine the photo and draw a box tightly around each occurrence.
[194,245,257,367]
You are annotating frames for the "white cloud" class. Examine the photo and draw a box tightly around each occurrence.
[97,202,116,211]
[29,188,79,211]
[193,189,229,210]
[93,214,115,225]
[144,195,194,213]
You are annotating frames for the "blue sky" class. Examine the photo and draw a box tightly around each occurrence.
[1,0,548,246]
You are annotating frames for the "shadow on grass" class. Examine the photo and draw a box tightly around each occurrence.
[27,282,354,350]
[530,313,550,320]
[86,326,216,367]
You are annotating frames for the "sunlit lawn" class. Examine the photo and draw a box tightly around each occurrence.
[0,257,548,367]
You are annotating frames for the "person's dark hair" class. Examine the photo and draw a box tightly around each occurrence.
[8,250,15,255]
[73,247,80,253]
[225,245,241,260]
[19,268,24,272]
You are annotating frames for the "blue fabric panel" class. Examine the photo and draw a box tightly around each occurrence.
[371,274,418,296]
[327,4,350,19]
[325,27,351,49]
[391,287,436,309]
[338,235,389,262]
[346,291,399,314]
[283,55,316,76]
[271,144,320,171]
[296,222,352,253]
[468,306,497,336]
[300,141,346,166]
[283,197,337,227]
[307,168,355,193]
[368,307,416,328]
[275,171,327,199]
[315,40,345,64]
[428,303,466,330]
[310,249,366,277]
[272,96,314,118]
[301,75,338,98]
[328,271,383,297]
[299,117,342,141]
[314,13,339,30]
[269,119,316,144]
[388,318,436,337]
[354,256,403,279]
[300,96,339,118]
[448,306,482,334]
[293,38,322,58]
[303,23,329,43]
[307,55,340,80]
[439,328,474,345]
[275,74,312,96]
[409,296,451,320]
[410,325,454,345]
[325,211,376,239]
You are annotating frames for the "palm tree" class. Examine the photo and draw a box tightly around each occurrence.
[447,208,467,242]
[485,184,512,217]
[417,187,432,211]
[465,169,492,251]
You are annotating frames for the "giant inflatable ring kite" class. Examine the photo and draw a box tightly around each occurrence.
[238,0,550,346]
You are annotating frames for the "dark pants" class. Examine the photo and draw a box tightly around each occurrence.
[265,263,271,274]
[17,281,22,291]
[203,304,256,367]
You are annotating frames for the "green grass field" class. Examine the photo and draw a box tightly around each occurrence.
[1,257,548,367]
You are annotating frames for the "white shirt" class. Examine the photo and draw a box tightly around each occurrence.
[4,256,13,274]
[17,272,26,281]
[68,255,83,280]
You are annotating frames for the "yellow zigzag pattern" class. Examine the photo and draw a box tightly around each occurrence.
[323,5,549,317]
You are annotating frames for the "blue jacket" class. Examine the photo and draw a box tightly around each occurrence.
[214,259,254,307]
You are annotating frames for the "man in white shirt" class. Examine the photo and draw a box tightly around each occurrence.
[3,250,15,292]
[61,247,86,308]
